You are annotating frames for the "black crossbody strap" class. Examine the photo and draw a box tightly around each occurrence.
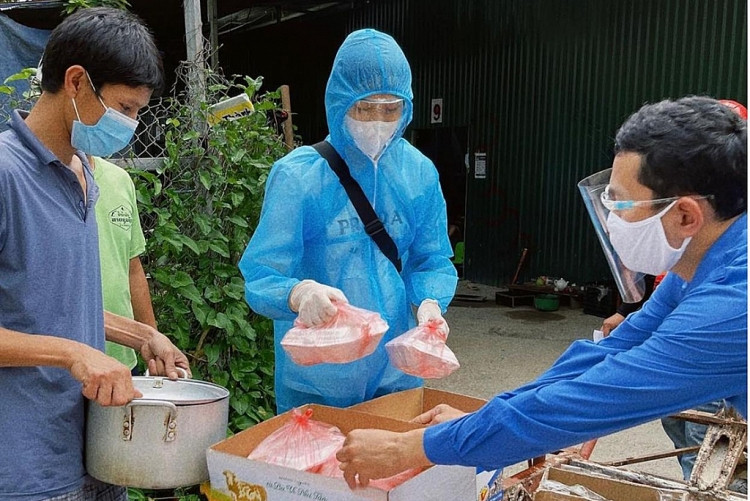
[313,141,402,272]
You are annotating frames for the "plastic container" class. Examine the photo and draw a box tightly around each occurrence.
[534,294,560,312]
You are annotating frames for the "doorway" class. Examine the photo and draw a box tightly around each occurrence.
[412,126,468,274]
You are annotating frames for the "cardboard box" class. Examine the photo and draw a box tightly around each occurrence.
[535,466,687,501]
[349,387,487,419]
[207,404,475,501]
[349,388,500,501]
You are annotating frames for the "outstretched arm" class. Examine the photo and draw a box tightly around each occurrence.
[0,325,141,406]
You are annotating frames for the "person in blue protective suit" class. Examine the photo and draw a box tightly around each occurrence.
[239,29,458,413]
[335,96,747,488]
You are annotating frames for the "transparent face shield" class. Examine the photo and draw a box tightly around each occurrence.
[577,168,646,303]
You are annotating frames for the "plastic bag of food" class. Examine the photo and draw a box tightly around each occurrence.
[385,319,460,378]
[369,467,424,491]
[281,302,389,366]
[248,408,345,471]
[252,407,423,491]
[314,439,423,491]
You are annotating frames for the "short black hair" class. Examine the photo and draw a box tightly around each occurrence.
[615,96,747,220]
[40,7,164,96]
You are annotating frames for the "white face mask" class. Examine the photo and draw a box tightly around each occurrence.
[344,115,399,161]
[606,200,691,275]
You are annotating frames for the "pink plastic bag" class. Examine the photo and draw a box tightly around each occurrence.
[281,302,389,366]
[248,407,420,491]
[313,437,423,491]
[369,468,423,491]
[385,319,460,378]
[248,408,345,471]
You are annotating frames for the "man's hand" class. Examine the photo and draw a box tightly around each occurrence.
[600,312,625,336]
[140,330,191,380]
[104,312,191,380]
[411,404,467,426]
[68,345,142,406]
[336,428,432,489]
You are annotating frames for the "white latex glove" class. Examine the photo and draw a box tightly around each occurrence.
[417,299,450,336]
[288,279,348,327]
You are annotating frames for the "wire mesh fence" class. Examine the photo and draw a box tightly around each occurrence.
[0,56,281,167]
[0,69,170,162]
[115,97,169,160]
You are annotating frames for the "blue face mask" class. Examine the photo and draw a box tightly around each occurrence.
[71,74,139,157]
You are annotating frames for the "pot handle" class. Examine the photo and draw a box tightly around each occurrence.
[143,367,190,379]
[123,400,178,443]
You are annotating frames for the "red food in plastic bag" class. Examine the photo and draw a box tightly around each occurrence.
[248,408,345,471]
[313,437,423,491]
[281,302,389,366]
[369,467,424,491]
[385,319,460,378]
[249,407,421,491]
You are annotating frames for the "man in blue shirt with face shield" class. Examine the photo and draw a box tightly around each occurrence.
[335,96,747,489]
[239,29,458,413]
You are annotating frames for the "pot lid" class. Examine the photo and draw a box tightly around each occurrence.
[132,376,229,405]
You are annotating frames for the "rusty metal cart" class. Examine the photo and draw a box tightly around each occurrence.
[500,408,747,500]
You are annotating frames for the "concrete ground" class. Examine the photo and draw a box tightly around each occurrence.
[427,280,684,480]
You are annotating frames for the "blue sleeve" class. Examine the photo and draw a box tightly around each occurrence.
[402,156,457,311]
[238,160,306,321]
[424,271,747,469]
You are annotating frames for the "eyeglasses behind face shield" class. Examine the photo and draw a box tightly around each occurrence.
[351,97,404,121]
[600,186,684,212]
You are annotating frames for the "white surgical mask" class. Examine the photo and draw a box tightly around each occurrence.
[606,200,691,275]
[344,115,399,161]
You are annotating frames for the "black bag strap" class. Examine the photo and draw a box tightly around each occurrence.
[313,140,402,272]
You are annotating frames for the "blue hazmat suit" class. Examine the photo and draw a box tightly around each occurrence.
[239,29,458,413]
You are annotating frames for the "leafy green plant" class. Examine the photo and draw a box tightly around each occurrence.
[131,66,288,431]
[0,68,40,124]
[0,67,38,97]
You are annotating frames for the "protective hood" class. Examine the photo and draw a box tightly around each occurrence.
[325,29,413,162]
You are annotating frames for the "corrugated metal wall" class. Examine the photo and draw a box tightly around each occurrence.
[224,0,747,287]
[221,10,349,143]
[347,0,747,286]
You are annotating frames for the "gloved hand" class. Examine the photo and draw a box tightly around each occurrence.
[417,299,449,336]
[289,280,348,327]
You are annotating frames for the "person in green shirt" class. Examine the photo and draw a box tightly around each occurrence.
[92,155,157,372]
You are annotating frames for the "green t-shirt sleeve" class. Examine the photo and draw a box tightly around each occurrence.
[128,178,146,259]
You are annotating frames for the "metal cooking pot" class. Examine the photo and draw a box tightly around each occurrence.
[85,371,229,489]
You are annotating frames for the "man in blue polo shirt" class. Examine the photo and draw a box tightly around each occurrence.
[0,8,189,501]
[335,96,747,488]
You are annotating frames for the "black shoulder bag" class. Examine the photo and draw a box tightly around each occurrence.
[312,140,402,273]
